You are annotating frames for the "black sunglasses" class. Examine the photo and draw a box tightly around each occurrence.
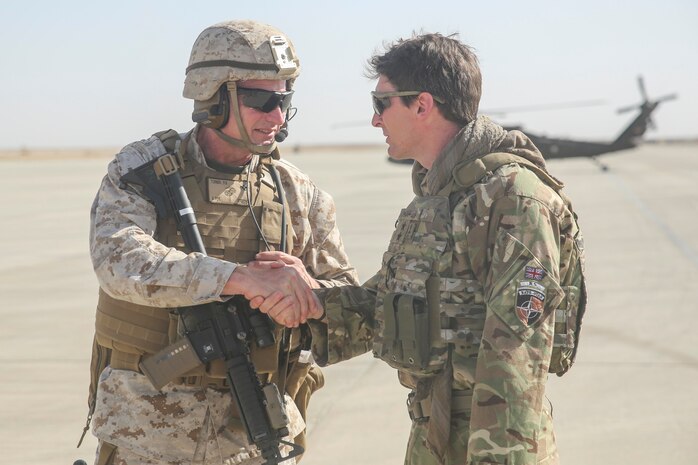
[237,87,295,113]
[371,90,445,115]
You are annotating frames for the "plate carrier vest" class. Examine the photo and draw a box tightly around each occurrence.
[372,152,587,385]
[82,130,320,450]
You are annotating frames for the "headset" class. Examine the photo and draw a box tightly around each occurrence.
[192,86,230,129]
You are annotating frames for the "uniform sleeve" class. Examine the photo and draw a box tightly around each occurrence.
[466,193,564,465]
[274,158,358,286]
[90,149,236,307]
[275,160,365,359]
[296,186,359,287]
[306,274,379,366]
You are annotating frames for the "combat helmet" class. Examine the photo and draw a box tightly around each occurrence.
[183,20,300,154]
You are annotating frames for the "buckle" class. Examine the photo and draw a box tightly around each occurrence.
[406,392,427,421]
[154,153,179,177]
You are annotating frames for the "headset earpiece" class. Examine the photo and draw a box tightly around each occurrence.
[192,86,229,129]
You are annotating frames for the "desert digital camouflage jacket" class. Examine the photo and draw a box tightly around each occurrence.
[88,126,358,463]
[90,125,358,307]
[310,117,583,465]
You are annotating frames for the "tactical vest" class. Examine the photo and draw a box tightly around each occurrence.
[84,131,320,449]
[94,130,294,371]
[372,152,587,384]
[371,184,486,385]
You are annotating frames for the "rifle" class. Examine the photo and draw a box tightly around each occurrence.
[120,153,303,464]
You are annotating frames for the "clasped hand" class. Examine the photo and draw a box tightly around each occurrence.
[226,251,324,327]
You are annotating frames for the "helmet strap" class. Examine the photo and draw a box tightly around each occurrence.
[214,81,277,156]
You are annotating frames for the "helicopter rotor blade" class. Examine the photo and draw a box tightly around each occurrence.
[618,76,678,114]
[638,75,648,102]
[656,93,678,103]
[616,104,639,114]
[483,99,606,117]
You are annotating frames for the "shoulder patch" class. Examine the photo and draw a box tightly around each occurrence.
[515,280,546,326]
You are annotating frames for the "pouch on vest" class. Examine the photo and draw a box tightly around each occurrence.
[549,229,587,375]
[373,191,457,377]
[380,293,431,370]
[375,250,448,375]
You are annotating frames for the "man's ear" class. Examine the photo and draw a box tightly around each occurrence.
[415,92,437,116]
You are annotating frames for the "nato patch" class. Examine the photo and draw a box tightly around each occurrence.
[524,266,546,281]
[515,280,546,326]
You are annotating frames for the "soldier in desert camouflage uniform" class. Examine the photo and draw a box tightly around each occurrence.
[252,33,587,465]
[83,20,358,465]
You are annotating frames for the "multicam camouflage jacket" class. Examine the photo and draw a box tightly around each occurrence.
[309,117,585,465]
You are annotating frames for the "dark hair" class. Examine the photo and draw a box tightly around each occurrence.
[366,32,481,126]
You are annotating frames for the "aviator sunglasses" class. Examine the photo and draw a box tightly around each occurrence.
[237,87,295,113]
[371,90,445,115]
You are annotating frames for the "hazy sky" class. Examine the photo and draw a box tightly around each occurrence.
[1,0,696,149]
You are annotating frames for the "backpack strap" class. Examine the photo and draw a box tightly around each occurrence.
[452,152,564,192]
[153,128,192,168]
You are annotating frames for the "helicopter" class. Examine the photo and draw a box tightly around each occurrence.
[500,76,677,164]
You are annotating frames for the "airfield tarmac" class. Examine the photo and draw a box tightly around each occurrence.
[1,142,696,465]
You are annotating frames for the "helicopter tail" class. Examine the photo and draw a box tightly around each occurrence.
[611,76,677,150]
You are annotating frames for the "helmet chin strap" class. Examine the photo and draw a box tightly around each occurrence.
[213,81,277,156]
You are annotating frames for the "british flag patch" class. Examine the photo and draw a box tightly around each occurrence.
[524,266,546,281]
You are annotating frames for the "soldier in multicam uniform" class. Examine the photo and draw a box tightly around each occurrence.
[252,33,587,465]
[83,20,358,465]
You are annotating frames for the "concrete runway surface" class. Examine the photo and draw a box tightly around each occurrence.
[1,143,696,464]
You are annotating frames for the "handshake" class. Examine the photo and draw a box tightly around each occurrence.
[223,251,324,328]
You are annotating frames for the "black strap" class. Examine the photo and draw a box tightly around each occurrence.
[186,59,277,73]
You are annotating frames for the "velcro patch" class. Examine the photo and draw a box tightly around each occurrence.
[524,266,546,281]
[515,280,546,326]
[208,178,248,205]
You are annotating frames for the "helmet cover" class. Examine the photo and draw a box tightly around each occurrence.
[184,20,300,101]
